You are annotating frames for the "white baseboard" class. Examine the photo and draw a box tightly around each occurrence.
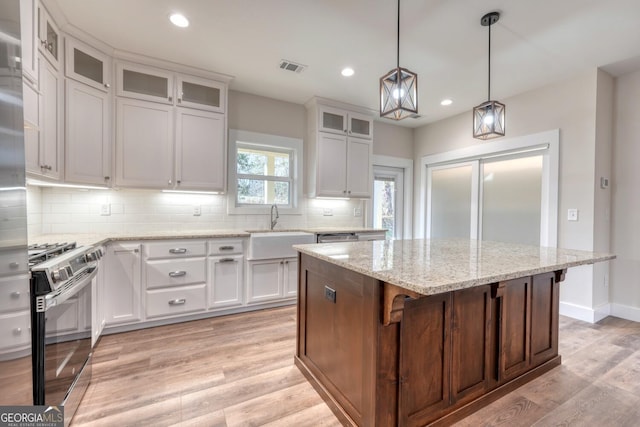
[560,301,640,324]
[559,302,611,323]
[611,303,640,323]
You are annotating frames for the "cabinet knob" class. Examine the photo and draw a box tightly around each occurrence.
[10,291,21,298]
[9,262,19,269]
[176,180,181,185]
[13,328,22,335]
[168,96,173,102]
[178,98,182,103]
[348,190,351,194]
[168,179,173,185]
[104,176,110,182]
[343,190,347,194]
[104,83,111,88]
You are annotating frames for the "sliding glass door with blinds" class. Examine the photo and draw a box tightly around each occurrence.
[422,131,559,247]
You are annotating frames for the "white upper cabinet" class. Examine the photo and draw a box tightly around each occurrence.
[176,75,225,113]
[65,79,111,186]
[175,108,226,191]
[20,0,38,83]
[318,106,373,139]
[31,58,62,180]
[116,62,174,104]
[115,97,173,188]
[306,99,374,198]
[37,4,60,68]
[65,37,112,92]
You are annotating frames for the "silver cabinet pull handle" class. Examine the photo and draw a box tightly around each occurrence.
[104,83,111,88]
[219,258,235,263]
[169,248,187,254]
[219,246,234,251]
[169,271,187,277]
[168,298,186,306]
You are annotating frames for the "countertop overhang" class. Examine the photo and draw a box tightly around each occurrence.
[294,238,615,296]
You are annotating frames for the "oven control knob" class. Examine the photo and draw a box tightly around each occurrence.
[52,268,68,283]
[86,252,97,262]
[65,266,73,277]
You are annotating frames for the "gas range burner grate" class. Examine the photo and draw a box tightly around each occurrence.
[28,242,77,267]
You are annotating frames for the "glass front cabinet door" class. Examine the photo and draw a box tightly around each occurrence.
[116,62,174,105]
[38,4,60,68]
[65,37,112,92]
[176,75,225,113]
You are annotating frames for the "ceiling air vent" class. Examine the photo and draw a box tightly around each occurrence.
[279,59,306,73]
[410,114,422,119]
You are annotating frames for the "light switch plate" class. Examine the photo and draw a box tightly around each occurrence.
[567,208,578,221]
[323,208,333,216]
[193,205,201,216]
[353,207,362,217]
[100,204,111,216]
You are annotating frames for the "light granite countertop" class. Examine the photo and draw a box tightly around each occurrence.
[28,228,386,248]
[294,238,615,296]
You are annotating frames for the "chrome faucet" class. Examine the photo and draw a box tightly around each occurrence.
[270,203,279,230]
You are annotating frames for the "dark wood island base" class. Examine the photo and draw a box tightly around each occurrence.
[296,254,566,426]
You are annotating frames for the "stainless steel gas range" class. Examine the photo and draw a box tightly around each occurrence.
[29,242,103,426]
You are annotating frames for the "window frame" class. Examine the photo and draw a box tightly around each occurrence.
[228,129,303,215]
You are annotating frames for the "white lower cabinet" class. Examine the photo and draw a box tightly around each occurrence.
[209,255,244,309]
[146,284,206,318]
[104,243,142,326]
[247,257,298,304]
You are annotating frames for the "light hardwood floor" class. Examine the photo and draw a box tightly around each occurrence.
[72,307,640,426]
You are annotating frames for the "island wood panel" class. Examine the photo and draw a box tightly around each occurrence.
[398,293,451,426]
[297,254,389,426]
[296,253,566,427]
[451,285,493,405]
[500,277,532,381]
[530,271,559,367]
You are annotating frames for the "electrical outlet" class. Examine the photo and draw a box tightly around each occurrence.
[193,205,201,216]
[323,208,333,216]
[353,207,362,217]
[324,286,336,303]
[567,208,578,221]
[100,204,111,216]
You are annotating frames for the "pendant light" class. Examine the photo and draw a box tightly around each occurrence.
[380,0,418,120]
[473,12,505,140]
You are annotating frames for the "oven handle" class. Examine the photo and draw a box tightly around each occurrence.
[40,265,98,312]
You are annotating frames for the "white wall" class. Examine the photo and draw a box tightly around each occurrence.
[611,68,640,321]
[373,121,414,159]
[413,68,616,321]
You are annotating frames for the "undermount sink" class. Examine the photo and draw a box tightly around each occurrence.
[248,231,315,260]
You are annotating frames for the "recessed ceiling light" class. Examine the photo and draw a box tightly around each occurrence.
[169,13,189,28]
[440,98,453,106]
[341,67,355,77]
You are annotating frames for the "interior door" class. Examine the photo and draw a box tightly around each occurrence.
[373,166,404,239]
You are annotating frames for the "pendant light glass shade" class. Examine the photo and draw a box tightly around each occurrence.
[473,12,505,140]
[473,100,505,139]
[380,0,418,120]
[380,67,418,120]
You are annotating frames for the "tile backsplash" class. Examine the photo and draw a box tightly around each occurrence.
[29,186,366,235]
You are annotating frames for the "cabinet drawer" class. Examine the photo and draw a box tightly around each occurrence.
[0,275,30,314]
[208,239,244,255]
[146,258,206,289]
[0,310,31,352]
[144,241,206,259]
[146,284,206,318]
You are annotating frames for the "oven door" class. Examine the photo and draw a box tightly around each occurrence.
[33,267,96,409]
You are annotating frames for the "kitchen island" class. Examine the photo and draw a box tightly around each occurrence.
[294,239,614,426]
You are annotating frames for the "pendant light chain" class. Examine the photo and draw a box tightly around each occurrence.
[487,19,491,101]
[396,0,400,68]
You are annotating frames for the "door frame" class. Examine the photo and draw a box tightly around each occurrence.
[370,155,413,239]
[417,129,559,247]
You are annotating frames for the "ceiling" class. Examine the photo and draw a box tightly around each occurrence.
[50,0,640,127]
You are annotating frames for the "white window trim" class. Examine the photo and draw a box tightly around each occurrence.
[370,155,413,239]
[228,129,303,215]
[417,129,559,246]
